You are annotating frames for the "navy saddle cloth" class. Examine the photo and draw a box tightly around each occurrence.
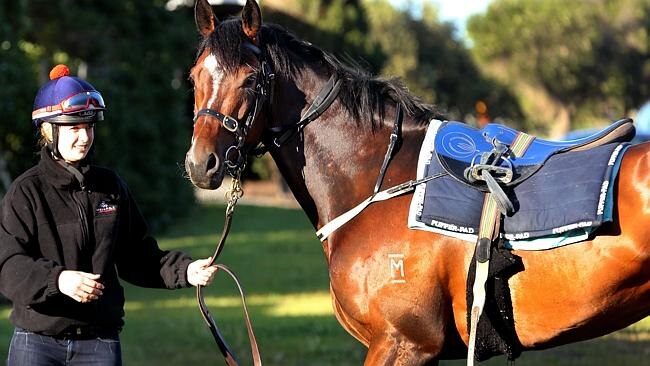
[412,120,632,241]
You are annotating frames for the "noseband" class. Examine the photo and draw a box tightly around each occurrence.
[193,42,275,177]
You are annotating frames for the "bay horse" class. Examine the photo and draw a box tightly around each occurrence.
[185,0,650,364]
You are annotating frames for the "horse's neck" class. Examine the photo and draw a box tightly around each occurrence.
[269,76,426,229]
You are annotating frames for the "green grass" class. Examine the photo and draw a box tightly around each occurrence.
[1,204,649,365]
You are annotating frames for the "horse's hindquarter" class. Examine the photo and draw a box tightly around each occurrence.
[508,141,650,349]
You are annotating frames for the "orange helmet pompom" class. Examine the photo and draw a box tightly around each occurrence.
[49,64,70,80]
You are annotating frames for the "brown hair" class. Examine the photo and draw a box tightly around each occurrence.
[38,122,53,147]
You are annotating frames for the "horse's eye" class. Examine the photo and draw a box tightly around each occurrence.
[242,74,257,89]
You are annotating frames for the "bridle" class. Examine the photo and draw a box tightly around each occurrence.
[193,42,275,179]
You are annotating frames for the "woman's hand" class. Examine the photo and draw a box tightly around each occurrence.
[187,258,218,287]
[57,270,104,303]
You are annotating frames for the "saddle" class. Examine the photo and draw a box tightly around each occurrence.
[435,118,635,191]
[436,118,636,365]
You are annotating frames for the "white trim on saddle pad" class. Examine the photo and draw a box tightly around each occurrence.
[407,121,627,251]
[407,119,479,243]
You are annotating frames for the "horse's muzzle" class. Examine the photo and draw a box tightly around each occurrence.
[185,150,225,189]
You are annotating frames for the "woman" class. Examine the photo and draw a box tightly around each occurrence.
[0,64,217,365]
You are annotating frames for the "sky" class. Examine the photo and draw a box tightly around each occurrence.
[192,1,493,40]
[388,0,492,39]
[192,1,492,31]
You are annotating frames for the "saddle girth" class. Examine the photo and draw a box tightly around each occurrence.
[466,131,534,365]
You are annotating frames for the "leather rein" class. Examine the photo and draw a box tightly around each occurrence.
[191,41,342,365]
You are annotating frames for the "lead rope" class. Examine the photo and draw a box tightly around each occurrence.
[196,177,263,366]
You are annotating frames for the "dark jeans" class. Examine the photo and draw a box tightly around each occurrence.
[7,328,122,366]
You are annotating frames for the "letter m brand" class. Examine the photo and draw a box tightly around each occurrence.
[389,254,406,283]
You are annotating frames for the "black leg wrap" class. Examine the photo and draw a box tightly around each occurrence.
[467,243,525,362]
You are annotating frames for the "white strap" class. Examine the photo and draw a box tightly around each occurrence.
[315,174,443,241]
[467,260,489,366]
[316,185,410,242]
[319,120,445,242]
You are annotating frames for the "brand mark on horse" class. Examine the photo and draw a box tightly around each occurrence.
[389,254,406,284]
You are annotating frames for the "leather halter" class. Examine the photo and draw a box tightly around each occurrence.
[193,42,275,177]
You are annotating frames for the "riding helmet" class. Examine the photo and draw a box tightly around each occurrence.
[32,64,106,126]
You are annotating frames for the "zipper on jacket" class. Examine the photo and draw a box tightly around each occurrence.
[72,188,90,249]
[56,160,91,249]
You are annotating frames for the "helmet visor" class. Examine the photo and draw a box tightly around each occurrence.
[61,91,106,113]
[32,91,106,123]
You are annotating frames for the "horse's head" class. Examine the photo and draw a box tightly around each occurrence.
[185,0,271,189]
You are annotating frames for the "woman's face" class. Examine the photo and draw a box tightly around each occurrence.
[57,123,95,164]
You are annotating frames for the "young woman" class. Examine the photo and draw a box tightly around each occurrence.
[0,64,217,365]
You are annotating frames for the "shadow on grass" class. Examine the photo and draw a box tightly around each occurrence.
[113,285,369,366]
[158,204,331,295]
[441,335,650,366]
[2,203,649,365]
[3,289,648,366]
[161,204,313,239]
[117,201,362,364]
[119,306,367,365]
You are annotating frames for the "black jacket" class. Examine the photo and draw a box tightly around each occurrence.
[0,148,192,335]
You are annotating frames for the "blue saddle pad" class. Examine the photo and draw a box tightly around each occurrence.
[434,119,634,190]
[436,122,571,166]
[409,120,630,247]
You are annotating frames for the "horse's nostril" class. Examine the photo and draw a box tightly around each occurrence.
[206,152,219,174]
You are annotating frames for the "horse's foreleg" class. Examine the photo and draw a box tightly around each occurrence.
[364,339,397,366]
[364,335,439,366]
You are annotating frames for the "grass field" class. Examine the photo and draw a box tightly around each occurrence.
[1,203,649,365]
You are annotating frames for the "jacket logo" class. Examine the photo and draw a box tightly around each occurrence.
[96,200,118,215]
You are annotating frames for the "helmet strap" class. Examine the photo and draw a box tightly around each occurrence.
[47,125,87,189]
[49,124,62,160]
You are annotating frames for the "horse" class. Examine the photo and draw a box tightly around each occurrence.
[184,0,650,364]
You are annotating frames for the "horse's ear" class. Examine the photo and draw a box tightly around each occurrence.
[241,0,262,44]
[195,0,217,37]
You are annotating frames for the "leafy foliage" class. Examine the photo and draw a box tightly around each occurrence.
[265,0,522,123]
[10,0,648,222]
[0,1,197,229]
[468,0,650,134]
[0,2,40,192]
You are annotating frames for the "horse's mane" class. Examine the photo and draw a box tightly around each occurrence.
[199,19,443,128]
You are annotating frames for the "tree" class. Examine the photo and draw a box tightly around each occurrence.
[265,0,523,123]
[469,0,650,136]
[0,0,41,191]
[1,0,197,230]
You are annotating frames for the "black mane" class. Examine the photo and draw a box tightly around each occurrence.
[199,19,443,127]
